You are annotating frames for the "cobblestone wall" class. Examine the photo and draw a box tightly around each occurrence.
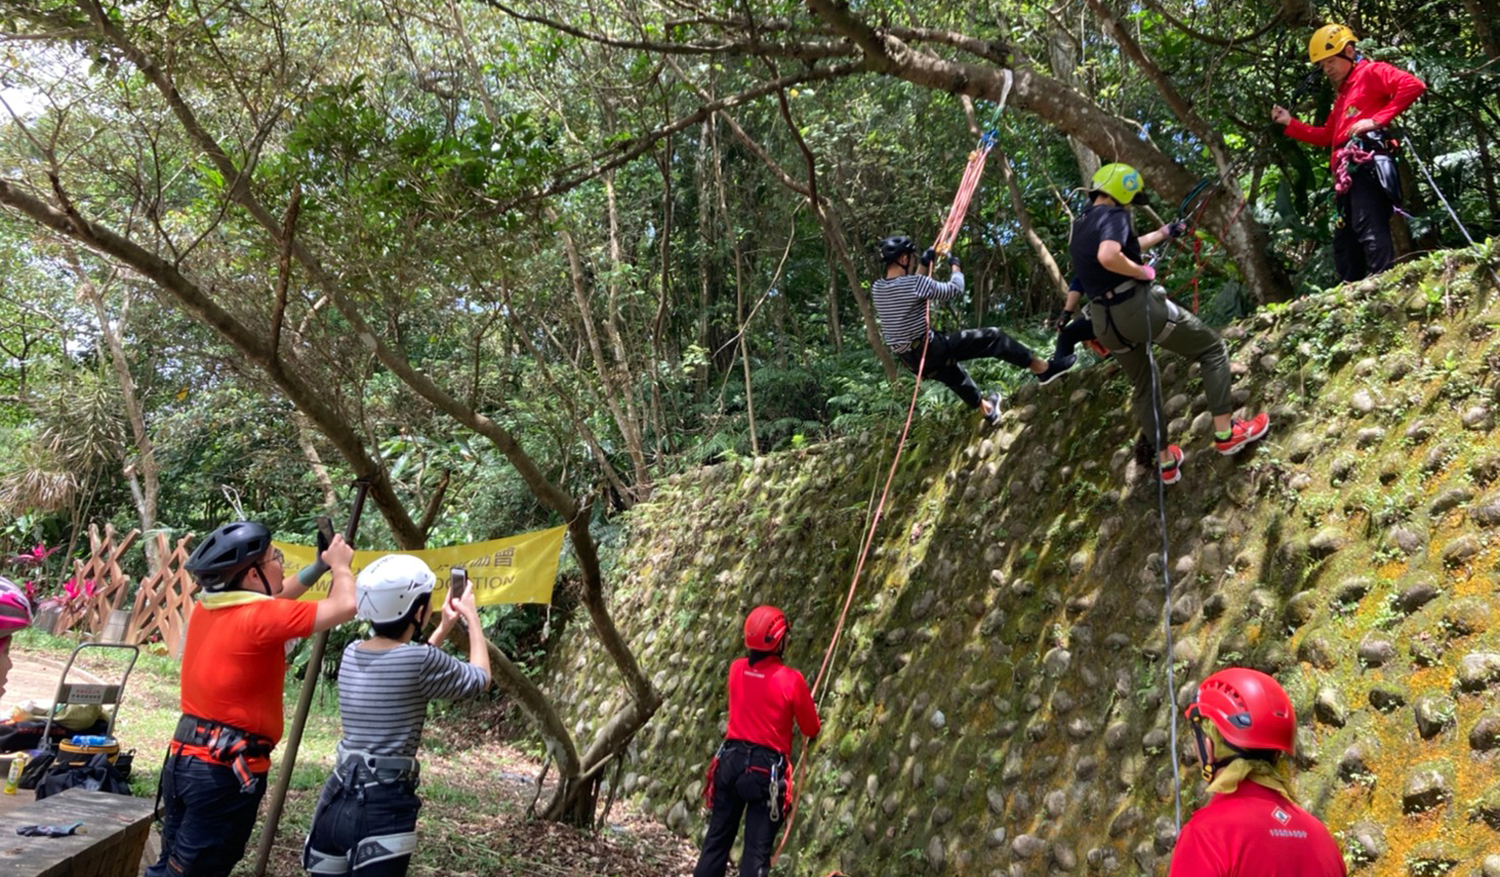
[546,250,1500,876]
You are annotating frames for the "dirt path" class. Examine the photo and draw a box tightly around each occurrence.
[3,643,698,876]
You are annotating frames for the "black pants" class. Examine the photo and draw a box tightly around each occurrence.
[1334,161,1396,283]
[897,328,1034,409]
[303,771,421,876]
[146,755,267,877]
[693,744,783,877]
[1054,314,1096,359]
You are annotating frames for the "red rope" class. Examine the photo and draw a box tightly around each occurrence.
[1166,191,1251,312]
[935,142,995,256]
[772,303,932,865]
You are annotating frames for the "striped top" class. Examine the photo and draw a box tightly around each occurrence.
[870,270,965,350]
[336,640,490,757]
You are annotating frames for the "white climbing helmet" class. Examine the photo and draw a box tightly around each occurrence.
[355,554,435,624]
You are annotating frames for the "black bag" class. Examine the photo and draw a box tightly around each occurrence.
[36,753,131,800]
[16,750,54,791]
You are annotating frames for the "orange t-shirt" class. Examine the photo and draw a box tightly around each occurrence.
[176,598,318,772]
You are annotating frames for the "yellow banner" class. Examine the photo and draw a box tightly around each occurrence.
[275,525,566,606]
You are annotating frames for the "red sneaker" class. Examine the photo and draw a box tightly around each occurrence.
[1214,412,1270,455]
[1160,445,1184,485]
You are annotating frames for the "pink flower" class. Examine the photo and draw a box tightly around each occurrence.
[22,581,36,601]
[9,545,58,568]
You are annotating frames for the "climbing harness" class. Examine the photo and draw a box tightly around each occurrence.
[774,80,1017,864]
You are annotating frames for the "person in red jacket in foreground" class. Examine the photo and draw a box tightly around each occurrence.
[1171,668,1346,876]
[694,606,821,877]
[1273,24,1425,282]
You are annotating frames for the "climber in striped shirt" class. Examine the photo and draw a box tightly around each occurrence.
[871,235,1068,425]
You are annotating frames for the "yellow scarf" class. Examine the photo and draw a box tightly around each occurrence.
[1202,723,1298,803]
[197,590,272,610]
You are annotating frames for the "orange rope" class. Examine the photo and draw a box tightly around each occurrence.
[772,303,932,865]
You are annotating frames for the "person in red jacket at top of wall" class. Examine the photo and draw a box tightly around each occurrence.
[1272,23,1425,283]
[693,606,820,877]
[1170,668,1346,877]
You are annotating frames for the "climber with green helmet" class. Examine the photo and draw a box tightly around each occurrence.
[1272,24,1425,282]
[1068,163,1269,485]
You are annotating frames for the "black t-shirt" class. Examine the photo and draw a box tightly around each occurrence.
[1069,204,1141,299]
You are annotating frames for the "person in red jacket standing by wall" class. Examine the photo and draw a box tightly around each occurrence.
[1170,668,1346,876]
[694,606,821,877]
[1272,24,1425,283]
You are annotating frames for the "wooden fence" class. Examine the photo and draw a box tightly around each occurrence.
[49,526,199,657]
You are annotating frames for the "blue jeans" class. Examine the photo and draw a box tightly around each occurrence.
[147,754,267,877]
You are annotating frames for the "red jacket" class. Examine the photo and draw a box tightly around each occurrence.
[723,656,820,757]
[1168,782,1346,877]
[1284,59,1425,171]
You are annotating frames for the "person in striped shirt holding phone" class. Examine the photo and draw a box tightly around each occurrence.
[303,556,490,877]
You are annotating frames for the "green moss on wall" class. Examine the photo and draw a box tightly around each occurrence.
[546,249,1500,876]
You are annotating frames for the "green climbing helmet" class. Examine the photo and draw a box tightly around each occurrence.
[1090,163,1145,205]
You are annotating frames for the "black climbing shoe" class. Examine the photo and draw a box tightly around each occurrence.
[1036,354,1077,386]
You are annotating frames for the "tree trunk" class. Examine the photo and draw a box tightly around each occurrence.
[1466,0,1500,61]
[294,413,340,510]
[999,150,1068,299]
[694,119,714,393]
[824,254,843,352]
[552,211,649,497]
[600,171,651,493]
[1474,116,1500,224]
[73,253,160,566]
[709,116,759,455]
[1045,21,1099,183]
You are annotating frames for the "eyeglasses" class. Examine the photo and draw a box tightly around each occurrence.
[265,548,285,566]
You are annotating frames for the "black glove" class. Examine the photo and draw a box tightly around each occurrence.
[947,253,960,267]
[919,247,937,268]
[1165,220,1188,239]
[1053,309,1074,333]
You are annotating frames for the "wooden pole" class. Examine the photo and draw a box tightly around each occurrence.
[251,481,369,877]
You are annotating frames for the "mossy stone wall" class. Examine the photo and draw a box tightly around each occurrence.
[545,250,1500,876]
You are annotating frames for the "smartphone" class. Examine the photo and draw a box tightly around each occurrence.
[449,568,469,601]
[315,516,335,553]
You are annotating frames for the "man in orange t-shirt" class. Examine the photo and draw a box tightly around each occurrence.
[146,521,357,877]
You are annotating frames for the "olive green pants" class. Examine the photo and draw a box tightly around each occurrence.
[1089,285,1232,449]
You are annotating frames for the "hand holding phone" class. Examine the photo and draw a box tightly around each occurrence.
[316,516,335,553]
[449,567,469,601]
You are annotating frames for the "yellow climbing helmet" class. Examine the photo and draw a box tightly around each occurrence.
[1090,163,1144,205]
[1308,24,1356,63]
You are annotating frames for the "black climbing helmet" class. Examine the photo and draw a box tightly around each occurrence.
[185,521,273,591]
[879,235,917,263]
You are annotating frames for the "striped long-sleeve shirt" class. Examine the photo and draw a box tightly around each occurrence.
[870,270,965,351]
[336,640,490,757]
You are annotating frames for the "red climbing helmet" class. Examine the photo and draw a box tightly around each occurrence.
[1184,667,1296,754]
[743,605,789,652]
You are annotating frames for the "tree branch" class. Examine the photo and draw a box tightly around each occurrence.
[481,61,866,216]
[1137,0,1281,49]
